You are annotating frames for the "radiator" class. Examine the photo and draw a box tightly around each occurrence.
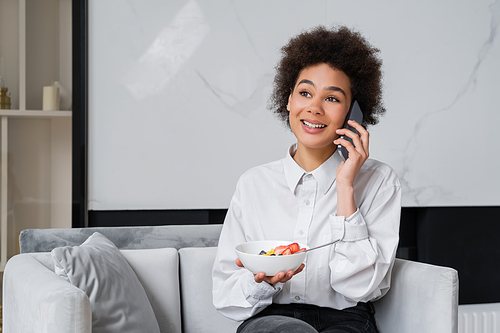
[458,303,500,333]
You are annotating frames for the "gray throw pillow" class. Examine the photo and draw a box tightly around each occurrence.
[51,232,160,333]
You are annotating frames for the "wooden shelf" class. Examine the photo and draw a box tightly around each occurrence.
[0,0,73,271]
[0,110,72,117]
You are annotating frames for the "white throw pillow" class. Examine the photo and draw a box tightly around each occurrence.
[51,232,160,333]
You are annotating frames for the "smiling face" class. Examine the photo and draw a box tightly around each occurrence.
[287,63,352,158]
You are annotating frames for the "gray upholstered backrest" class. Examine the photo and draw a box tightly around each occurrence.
[179,247,241,333]
[123,248,183,333]
[19,224,223,253]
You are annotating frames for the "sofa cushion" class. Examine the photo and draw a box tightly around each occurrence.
[121,248,182,333]
[179,247,241,333]
[51,232,161,333]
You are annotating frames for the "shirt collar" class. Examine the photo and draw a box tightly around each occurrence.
[284,144,343,195]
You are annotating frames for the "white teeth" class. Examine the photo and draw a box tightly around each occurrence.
[303,120,326,129]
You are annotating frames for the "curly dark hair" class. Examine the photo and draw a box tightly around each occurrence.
[269,25,385,128]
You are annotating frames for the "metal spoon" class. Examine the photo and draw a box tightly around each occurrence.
[293,238,342,255]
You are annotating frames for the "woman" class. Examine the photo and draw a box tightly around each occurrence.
[212,25,401,333]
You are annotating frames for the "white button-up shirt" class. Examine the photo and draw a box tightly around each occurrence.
[212,144,401,321]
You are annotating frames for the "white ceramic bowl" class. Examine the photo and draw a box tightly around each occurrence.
[235,240,308,276]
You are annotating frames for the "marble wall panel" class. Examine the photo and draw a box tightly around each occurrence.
[89,0,500,209]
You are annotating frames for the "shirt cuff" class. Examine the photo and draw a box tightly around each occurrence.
[330,209,369,242]
[243,273,283,305]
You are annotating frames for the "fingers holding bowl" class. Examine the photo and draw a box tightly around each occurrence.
[257,264,305,284]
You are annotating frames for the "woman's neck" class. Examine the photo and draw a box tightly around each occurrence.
[293,143,337,172]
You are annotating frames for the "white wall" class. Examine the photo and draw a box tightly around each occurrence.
[89,0,500,210]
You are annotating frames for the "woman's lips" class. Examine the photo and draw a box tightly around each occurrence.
[301,120,327,133]
[302,120,326,128]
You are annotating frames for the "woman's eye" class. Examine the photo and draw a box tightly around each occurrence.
[299,91,311,97]
[326,96,338,102]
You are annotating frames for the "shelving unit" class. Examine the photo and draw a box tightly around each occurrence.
[0,0,72,271]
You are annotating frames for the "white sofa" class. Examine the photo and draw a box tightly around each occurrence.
[3,225,459,333]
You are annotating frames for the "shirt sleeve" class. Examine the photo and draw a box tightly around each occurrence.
[212,193,283,321]
[327,183,401,303]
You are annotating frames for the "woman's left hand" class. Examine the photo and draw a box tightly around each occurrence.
[334,120,370,187]
[235,258,305,285]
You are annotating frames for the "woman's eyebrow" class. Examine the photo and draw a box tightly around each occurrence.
[297,79,346,97]
[297,79,315,87]
[325,86,346,97]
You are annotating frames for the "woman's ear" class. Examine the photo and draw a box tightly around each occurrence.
[287,94,292,111]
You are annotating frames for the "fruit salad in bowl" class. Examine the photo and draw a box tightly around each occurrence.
[235,240,308,276]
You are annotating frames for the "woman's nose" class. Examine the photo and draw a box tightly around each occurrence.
[307,98,324,115]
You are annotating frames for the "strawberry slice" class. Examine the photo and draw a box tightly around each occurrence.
[274,245,288,255]
[282,248,292,255]
[288,243,300,253]
[296,248,306,252]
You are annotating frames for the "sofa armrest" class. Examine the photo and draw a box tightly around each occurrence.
[373,258,459,333]
[3,253,92,333]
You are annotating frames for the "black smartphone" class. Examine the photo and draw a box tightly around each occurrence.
[338,100,363,161]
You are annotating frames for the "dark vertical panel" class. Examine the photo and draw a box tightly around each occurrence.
[72,0,88,228]
[397,207,418,260]
[416,206,500,304]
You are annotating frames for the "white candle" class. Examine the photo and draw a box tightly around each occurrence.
[43,86,60,111]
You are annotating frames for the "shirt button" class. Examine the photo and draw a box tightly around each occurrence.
[299,229,304,235]
[295,296,301,301]
[305,200,310,206]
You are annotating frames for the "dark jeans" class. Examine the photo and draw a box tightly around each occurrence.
[236,303,378,333]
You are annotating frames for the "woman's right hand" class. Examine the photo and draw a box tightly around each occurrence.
[235,258,305,284]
